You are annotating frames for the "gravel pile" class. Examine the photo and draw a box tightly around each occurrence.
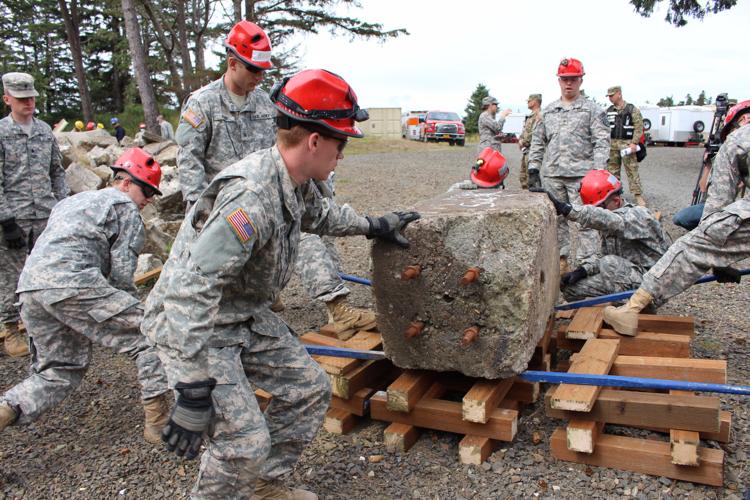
[1,142,747,498]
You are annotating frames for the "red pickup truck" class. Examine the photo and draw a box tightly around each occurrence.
[420,110,465,146]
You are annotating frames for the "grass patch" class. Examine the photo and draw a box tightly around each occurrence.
[346,136,477,156]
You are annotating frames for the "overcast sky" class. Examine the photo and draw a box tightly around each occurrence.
[284,0,749,114]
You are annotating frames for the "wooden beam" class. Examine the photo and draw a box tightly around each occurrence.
[566,420,604,453]
[462,378,514,424]
[611,356,726,384]
[545,388,721,433]
[330,388,375,417]
[557,327,691,358]
[323,408,357,435]
[638,411,732,444]
[386,370,435,413]
[134,266,162,286]
[550,339,620,412]
[637,314,695,336]
[566,307,604,339]
[459,435,495,465]
[550,428,723,487]
[330,359,392,399]
[384,423,420,453]
[669,390,700,466]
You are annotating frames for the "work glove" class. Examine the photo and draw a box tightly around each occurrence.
[529,188,572,217]
[365,211,421,248]
[713,266,742,284]
[528,168,542,190]
[162,378,216,460]
[1,219,26,249]
[560,267,587,287]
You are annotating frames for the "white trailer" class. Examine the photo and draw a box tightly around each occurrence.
[401,110,427,140]
[653,105,714,144]
[639,105,661,142]
[502,113,526,136]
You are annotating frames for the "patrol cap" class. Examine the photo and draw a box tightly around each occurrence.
[482,96,499,106]
[528,94,542,103]
[606,86,621,96]
[2,72,39,98]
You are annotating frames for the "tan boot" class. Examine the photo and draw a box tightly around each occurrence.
[603,288,653,336]
[635,194,647,207]
[271,297,285,313]
[0,402,18,432]
[559,256,570,276]
[325,296,377,338]
[143,394,170,444]
[253,478,318,500]
[4,322,29,357]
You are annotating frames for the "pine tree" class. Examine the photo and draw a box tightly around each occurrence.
[696,90,707,106]
[629,0,737,27]
[464,84,490,135]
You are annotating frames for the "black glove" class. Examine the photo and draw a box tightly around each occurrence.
[529,188,572,217]
[162,378,216,460]
[528,168,542,190]
[713,266,742,284]
[366,211,421,248]
[1,219,26,249]
[560,267,587,287]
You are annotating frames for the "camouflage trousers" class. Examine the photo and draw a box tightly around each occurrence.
[607,141,643,195]
[295,232,349,303]
[0,218,48,323]
[543,176,595,260]
[1,287,168,424]
[642,208,750,303]
[519,153,529,190]
[159,324,331,499]
[562,255,644,302]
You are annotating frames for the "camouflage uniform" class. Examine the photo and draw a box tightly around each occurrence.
[518,110,541,189]
[176,77,276,204]
[529,95,610,259]
[1,188,167,423]
[562,203,671,301]
[142,146,372,497]
[477,110,506,152]
[607,102,644,195]
[0,115,69,324]
[640,125,750,303]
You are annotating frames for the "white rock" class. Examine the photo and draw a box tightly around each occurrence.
[135,253,163,277]
[65,163,103,193]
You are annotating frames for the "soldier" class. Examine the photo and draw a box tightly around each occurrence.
[604,103,750,335]
[606,86,646,207]
[528,57,610,273]
[142,69,419,499]
[0,148,170,444]
[518,94,542,190]
[0,72,69,357]
[537,170,671,302]
[157,114,175,141]
[176,20,275,207]
[477,96,512,152]
[448,147,509,191]
[111,117,126,143]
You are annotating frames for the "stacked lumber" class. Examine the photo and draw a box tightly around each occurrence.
[547,308,730,487]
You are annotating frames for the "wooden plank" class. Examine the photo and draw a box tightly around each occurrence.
[330,359,392,399]
[556,309,576,319]
[323,408,357,435]
[550,428,723,487]
[566,307,604,340]
[550,339,620,412]
[637,314,695,336]
[384,423,420,453]
[462,378,514,424]
[330,388,375,417]
[556,327,691,358]
[134,266,162,286]
[506,379,539,404]
[545,388,721,433]
[387,370,435,413]
[566,420,604,453]
[459,435,495,465]
[611,356,726,384]
[669,390,700,466]
[370,392,518,441]
[629,410,731,444]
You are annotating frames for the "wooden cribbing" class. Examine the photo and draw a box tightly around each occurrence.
[638,411,732,443]
[566,420,604,453]
[301,331,382,376]
[386,370,435,413]
[550,339,620,412]
[637,314,695,336]
[459,436,495,465]
[565,307,604,339]
[557,327,691,358]
[134,266,162,286]
[323,408,357,435]
[330,359,392,399]
[462,378,514,424]
[610,356,726,383]
[330,388,375,417]
[550,428,724,487]
[384,423,420,453]
[669,390,700,466]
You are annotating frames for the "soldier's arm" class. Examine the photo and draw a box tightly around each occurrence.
[631,106,644,145]
[0,141,13,222]
[578,231,603,276]
[590,107,612,168]
[494,115,506,135]
[176,98,212,204]
[528,116,546,170]
[107,203,143,294]
[49,136,70,200]
[300,180,370,236]
[702,134,747,219]
[569,205,656,240]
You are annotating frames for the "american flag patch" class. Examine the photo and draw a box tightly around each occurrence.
[182,108,203,128]
[226,208,256,244]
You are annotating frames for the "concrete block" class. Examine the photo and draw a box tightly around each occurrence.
[372,190,558,379]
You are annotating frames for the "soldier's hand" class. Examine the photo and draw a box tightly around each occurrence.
[1,219,26,250]
[713,266,742,284]
[529,188,571,216]
[162,378,216,460]
[501,109,512,118]
[561,267,587,287]
[527,168,542,190]
[366,211,421,248]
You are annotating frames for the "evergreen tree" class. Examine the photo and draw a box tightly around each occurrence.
[464,84,490,134]
[685,93,694,105]
[657,95,674,107]
[629,0,737,27]
[696,90,707,105]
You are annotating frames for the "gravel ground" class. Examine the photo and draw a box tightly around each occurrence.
[1,141,748,498]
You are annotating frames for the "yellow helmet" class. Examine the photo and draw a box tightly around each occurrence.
[96,123,104,129]
[74,120,84,130]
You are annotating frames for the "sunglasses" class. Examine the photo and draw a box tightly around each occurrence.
[323,135,348,153]
[132,178,159,199]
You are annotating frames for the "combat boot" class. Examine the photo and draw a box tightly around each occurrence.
[143,394,170,444]
[325,296,377,340]
[4,322,29,357]
[635,194,647,207]
[253,478,318,500]
[0,402,18,432]
[559,256,570,276]
[271,297,286,313]
[602,288,654,336]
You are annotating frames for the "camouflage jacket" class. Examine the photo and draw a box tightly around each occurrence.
[702,125,750,221]
[518,110,541,150]
[176,77,276,203]
[143,146,371,381]
[17,188,144,295]
[477,111,506,151]
[569,203,672,275]
[0,115,69,222]
[529,95,610,177]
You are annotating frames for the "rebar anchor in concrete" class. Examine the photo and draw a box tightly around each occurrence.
[460,267,480,286]
[404,321,425,339]
[401,265,421,280]
[460,326,479,347]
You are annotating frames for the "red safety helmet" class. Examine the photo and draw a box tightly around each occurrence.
[557,58,585,77]
[579,169,622,206]
[86,121,95,131]
[271,69,369,139]
[139,122,146,129]
[224,20,273,71]
[112,148,162,196]
[721,99,750,141]
[470,147,509,188]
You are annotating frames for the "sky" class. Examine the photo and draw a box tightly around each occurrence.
[279,0,749,115]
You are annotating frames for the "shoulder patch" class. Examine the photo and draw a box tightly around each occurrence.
[182,108,204,128]
[226,208,256,244]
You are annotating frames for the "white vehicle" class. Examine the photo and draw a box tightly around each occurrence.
[401,110,427,140]
[502,113,526,136]
[639,105,661,142]
[653,105,714,144]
